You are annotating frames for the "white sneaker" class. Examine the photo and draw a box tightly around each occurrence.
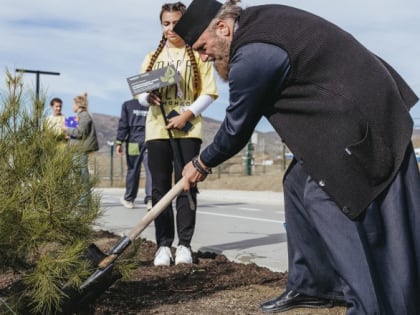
[120,197,134,209]
[146,199,153,211]
[175,245,192,265]
[154,246,173,266]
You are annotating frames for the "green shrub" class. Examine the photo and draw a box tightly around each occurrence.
[0,71,101,314]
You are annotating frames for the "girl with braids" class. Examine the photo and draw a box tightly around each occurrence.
[137,1,218,266]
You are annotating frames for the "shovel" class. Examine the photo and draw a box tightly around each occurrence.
[60,177,186,314]
[159,101,196,210]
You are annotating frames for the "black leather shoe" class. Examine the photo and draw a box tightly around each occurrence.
[260,289,334,313]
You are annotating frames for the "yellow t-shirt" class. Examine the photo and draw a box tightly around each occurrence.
[46,115,66,138]
[140,46,218,141]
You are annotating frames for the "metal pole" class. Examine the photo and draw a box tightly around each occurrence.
[246,141,253,176]
[15,69,60,100]
[120,154,124,184]
[110,145,114,187]
[36,72,40,100]
[159,102,196,210]
[107,142,114,187]
[282,143,286,170]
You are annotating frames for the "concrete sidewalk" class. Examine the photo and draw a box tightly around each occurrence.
[95,188,288,272]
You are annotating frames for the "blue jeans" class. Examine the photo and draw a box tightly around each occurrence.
[124,145,152,203]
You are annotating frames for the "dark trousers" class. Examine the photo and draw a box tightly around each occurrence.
[147,138,201,247]
[124,147,151,203]
[284,144,420,315]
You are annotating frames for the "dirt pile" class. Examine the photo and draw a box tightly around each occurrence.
[90,233,346,314]
[1,221,348,315]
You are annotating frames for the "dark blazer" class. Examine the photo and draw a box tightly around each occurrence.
[231,5,418,218]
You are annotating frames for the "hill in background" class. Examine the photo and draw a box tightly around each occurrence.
[92,113,283,158]
[92,112,420,156]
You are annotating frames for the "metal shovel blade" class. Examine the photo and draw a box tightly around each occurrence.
[59,244,122,314]
[58,178,185,313]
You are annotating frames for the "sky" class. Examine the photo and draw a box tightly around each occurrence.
[1,0,420,132]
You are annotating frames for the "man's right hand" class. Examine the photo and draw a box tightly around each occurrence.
[182,158,209,191]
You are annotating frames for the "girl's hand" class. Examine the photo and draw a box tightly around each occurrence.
[147,91,161,106]
[166,110,194,130]
[166,114,187,130]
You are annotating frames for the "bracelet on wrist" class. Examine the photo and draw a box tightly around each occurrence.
[192,156,212,175]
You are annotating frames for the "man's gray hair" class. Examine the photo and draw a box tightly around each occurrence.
[210,0,242,27]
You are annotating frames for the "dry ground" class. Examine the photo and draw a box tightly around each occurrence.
[198,170,285,192]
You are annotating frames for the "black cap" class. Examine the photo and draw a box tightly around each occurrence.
[174,0,222,46]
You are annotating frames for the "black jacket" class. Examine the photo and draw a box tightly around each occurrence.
[116,99,148,145]
[205,5,418,219]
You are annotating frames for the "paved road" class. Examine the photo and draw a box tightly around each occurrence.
[95,188,288,272]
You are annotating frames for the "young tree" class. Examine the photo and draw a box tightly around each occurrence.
[0,71,102,314]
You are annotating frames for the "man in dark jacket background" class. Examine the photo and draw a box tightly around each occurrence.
[116,99,152,210]
[176,0,420,314]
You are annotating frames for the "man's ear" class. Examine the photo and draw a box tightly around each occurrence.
[215,20,231,37]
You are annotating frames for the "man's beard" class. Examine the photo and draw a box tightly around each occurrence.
[213,37,231,82]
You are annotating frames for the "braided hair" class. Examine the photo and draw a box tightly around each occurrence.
[146,2,201,98]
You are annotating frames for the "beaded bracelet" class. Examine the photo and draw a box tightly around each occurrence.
[192,156,212,175]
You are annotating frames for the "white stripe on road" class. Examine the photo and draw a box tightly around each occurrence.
[238,207,261,212]
[198,210,284,224]
[213,206,261,212]
[212,205,284,215]
[274,211,285,215]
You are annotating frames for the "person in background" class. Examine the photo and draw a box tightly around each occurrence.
[116,98,152,210]
[177,0,420,314]
[137,2,218,266]
[62,92,99,185]
[46,97,67,141]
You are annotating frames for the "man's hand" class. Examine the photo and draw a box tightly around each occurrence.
[182,160,208,191]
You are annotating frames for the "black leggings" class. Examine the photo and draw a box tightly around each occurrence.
[147,138,201,247]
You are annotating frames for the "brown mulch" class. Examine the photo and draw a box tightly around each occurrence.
[90,231,285,315]
[92,231,345,314]
[0,232,346,315]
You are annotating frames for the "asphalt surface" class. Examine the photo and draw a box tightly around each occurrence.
[95,187,288,272]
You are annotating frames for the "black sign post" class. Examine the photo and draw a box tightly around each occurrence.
[15,69,60,100]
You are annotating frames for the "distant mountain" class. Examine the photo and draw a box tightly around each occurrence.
[92,113,120,151]
[92,112,420,156]
[92,113,284,157]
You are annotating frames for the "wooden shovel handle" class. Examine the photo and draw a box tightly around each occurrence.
[98,178,186,269]
[127,177,185,241]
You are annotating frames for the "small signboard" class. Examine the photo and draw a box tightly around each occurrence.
[65,116,78,128]
[127,65,180,97]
